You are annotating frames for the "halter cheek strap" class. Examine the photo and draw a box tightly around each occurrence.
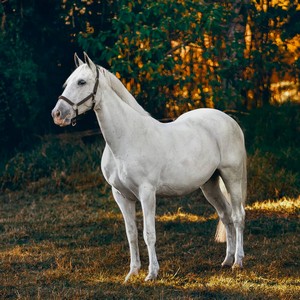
[58,68,99,126]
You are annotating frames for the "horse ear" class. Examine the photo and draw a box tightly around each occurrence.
[74,53,84,68]
[83,52,97,73]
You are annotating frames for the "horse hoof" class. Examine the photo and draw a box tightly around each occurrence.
[221,256,234,268]
[145,273,157,281]
[124,268,140,283]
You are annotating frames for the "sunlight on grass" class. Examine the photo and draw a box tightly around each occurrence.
[89,272,129,285]
[101,210,123,221]
[1,245,25,258]
[0,190,299,298]
[202,273,300,298]
[246,196,300,215]
[157,207,217,223]
[157,196,300,224]
[153,270,300,299]
[0,243,52,260]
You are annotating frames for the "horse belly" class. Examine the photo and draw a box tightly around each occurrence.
[156,156,218,197]
[155,125,220,197]
[156,182,200,197]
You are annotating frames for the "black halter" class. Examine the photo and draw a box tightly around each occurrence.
[58,68,99,126]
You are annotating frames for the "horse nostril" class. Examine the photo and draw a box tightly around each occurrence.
[55,110,61,118]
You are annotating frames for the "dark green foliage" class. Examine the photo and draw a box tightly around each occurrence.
[236,103,300,201]
[0,137,105,192]
[239,103,300,153]
[0,10,39,149]
[0,0,78,152]
[0,0,299,155]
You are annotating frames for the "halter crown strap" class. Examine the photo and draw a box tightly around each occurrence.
[58,68,99,126]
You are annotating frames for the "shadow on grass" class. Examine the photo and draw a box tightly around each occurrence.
[0,189,299,299]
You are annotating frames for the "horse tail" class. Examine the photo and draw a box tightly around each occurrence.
[215,177,230,243]
[215,219,226,243]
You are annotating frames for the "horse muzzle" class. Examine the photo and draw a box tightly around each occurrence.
[51,106,73,127]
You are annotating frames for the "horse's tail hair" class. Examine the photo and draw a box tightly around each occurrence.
[215,219,226,243]
[215,177,230,243]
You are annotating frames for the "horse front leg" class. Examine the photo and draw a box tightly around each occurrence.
[112,187,141,282]
[139,185,159,281]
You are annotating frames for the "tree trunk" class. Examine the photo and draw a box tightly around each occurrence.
[224,0,249,108]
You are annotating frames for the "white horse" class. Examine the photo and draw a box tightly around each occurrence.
[52,53,247,282]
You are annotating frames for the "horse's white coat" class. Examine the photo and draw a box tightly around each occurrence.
[52,53,247,282]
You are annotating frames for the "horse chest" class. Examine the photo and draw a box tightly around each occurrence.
[101,146,142,198]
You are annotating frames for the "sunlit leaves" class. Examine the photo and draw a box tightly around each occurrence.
[64,0,299,114]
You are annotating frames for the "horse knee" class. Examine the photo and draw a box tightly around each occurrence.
[232,218,245,231]
[231,205,245,223]
[144,230,156,246]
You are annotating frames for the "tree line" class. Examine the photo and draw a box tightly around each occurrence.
[0,0,299,153]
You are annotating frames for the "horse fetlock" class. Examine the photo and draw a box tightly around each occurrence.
[232,254,244,270]
[145,263,159,281]
[130,263,141,273]
[145,271,158,281]
[221,254,234,267]
[124,266,140,283]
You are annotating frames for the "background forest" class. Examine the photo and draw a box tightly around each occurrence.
[0,0,299,152]
[0,1,299,298]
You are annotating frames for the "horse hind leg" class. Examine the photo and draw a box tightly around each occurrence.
[220,164,246,269]
[201,173,236,267]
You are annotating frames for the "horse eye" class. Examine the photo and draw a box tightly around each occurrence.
[78,79,86,86]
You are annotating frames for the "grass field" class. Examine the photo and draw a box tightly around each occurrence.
[0,105,299,299]
[0,180,299,299]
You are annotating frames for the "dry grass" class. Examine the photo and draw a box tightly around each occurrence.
[0,184,299,299]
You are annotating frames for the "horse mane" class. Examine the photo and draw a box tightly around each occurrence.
[101,67,150,117]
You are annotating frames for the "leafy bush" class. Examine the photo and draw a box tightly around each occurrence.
[247,150,299,202]
[239,103,300,155]
[0,19,39,149]
[0,137,105,193]
[237,103,300,202]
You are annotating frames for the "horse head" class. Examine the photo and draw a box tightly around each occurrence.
[51,52,102,126]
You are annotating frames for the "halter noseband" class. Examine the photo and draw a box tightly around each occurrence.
[58,67,100,126]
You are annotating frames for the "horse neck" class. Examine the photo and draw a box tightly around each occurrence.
[105,69,150,117]
[94,85,148,154]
